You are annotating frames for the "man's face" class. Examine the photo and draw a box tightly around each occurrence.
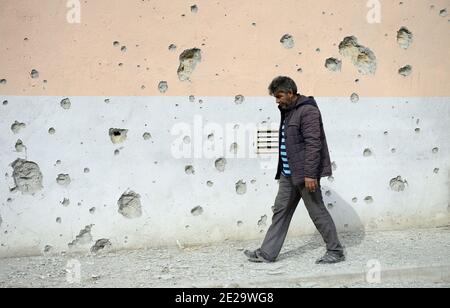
[274,91,296,108]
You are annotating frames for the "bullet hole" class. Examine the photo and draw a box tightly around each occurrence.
[61,198,70,207]
[280,34,295,49]
[185,165,195,175]
[89,207,96,214]
[113,41,120,47]
[399,65,412,77]
[0,79,7,84]
[43,245,53,253]
[30,69,39,79]
[2,100,7,105]
[297,67,303,73]
[183,136,191,144]
[327,203,334,210]
[56,174,71,186]
[415,128,420,133]
[352,197,358,203]
[325,190,332,197]
[251,179,256,184]
[364,196,374,204]
[207,133,214,141]
[7,198,12,203]
[391,148,397,154]
[158,81,168,93]
[84,167,90,173]
[206,181,213,187]
[316,48,321,53]
[363,148,372,157]
[235,95,245,104]
[331,162,337,171]
[433,168,439,174]
[258,215,267,227]
[56,160,61,165]
[237,221,243,227]
[215,158,227,172]
[198,99,203,104]
[235,180,247,195]
[169,44,177,51]
[11,121,26,134]
[109,128,128,144]
[439,9,448,17]
[357,134,362,138]
[177,48,202,81]
[230,142,238,154]
[384,131,389,135]
[56,217,62,224]
[143,132,152,140]
[390,176,408,192]
[121,46,127,52]
[114,149,120,156]
[118,190,142,219]
[104,99,110,104]
[48,127,56,134]
[189,95,195,102]
[15,139,25,152]
[141,85,146,90]
[191,206,203,216]
[339,36,377,75]
[118,63,123,67]
[350,93,359,103]
[91,239,111,253]
[325,58,342,72]
[234,124,240,130]
[60,98,71,109]
[432,147,439,154]
[190,4,198,13]
[68,225,94,247]
[397,27,413,49]
[327,176,334,182]
[11,159,43,194]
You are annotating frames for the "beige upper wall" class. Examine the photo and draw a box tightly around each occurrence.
[0,0,449,97]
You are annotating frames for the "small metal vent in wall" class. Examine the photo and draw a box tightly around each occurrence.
[256,129,279,154]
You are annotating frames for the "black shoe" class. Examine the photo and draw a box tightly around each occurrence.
[315,251,345,264]
[244,249,273,263]
[243,249,257,259]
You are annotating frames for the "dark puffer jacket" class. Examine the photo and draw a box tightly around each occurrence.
[275,95,332,186]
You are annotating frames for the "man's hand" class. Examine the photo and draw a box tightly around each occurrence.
[305,177,318,193]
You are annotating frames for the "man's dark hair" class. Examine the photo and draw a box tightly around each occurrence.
[268,76,298,96]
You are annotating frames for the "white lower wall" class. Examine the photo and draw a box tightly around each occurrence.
[0,96,449,257]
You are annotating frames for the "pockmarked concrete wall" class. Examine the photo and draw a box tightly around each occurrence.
[0,0,449,257]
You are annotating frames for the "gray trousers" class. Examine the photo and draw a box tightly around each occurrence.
[260,175,343,261]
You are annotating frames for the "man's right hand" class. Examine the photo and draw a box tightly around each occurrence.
[305,177,318,193]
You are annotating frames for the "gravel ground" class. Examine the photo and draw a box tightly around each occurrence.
[1,226,449,288]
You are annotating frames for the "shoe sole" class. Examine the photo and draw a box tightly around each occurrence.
[315,257,346,264]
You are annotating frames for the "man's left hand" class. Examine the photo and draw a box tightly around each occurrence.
[305,177,318,192]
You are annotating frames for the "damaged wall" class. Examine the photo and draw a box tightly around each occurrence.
[0,0,449,257]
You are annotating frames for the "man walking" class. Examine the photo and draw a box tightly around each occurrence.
[245,76,345,264]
